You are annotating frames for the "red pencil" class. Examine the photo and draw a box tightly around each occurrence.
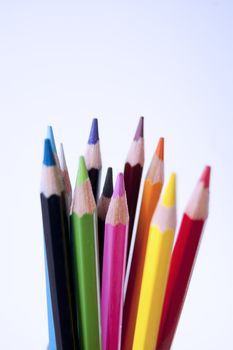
[156,166,211,350]
[124,117,144,260]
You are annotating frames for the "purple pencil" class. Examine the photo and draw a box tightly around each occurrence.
[101,173,129,350]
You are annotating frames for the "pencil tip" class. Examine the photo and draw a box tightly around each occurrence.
[113,173,125,197]
[162,173,176,207]
[43,139,56,166]
[59,143,66,169]
[134,116,144,141]
[47,126,57,154]
[200,166,211,188]
[156,137,164,160]
[76,156,88,185]
[102,167,113,198]
[88,118,99,144]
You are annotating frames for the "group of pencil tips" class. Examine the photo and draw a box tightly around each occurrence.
[40,117,211,350]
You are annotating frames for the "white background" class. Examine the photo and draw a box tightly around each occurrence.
[0,1,232,349]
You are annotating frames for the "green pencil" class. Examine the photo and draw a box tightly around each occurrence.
[71,156,101,350]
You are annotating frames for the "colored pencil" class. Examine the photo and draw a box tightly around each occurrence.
[132,173,177,350]
[59,143,72,214]
[97,167,113,284]
[101,173,129,350]
[44,252,56,350]
[124,116,144,260]
[156,166,211,350]
[85,118,102,201]
[46,129,68,350]
[44,130,57,350]
[122,137,164,350]
[71,156,101,350]
[46,127,64,350]
[40,139,78,350]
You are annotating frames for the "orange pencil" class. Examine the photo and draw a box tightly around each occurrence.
[122,138,164,350]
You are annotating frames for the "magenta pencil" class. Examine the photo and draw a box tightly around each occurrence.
[101,173,129,350]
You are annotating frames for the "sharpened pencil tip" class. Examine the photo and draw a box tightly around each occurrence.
[102,167,113,198]
[43,139,56,166]
[113,173,125,198]
[134,116,144,141]
[88,118,99,144]
[47,126,57,154]
[76,156,89,185]
[162,173,176,207]
[59,143,66,170]
[200,166,211,188]
[156,137,164,160]
[60,142,64,157]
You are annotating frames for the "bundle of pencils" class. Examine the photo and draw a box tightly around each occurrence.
[40,118,211,350]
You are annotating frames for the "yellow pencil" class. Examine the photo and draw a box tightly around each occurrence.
[132,173,177,350]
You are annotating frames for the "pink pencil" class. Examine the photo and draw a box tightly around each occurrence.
[101,173,129,350]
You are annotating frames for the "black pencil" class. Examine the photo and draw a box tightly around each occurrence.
[97,167,113,284]
[40,139,78,350]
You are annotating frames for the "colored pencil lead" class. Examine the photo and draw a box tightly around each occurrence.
[85,118,102,201]
[43,139,56,166]
[47,126,57,154]
[76,156,89,184]
[156,137,164,160]
[102,167,113,198]
[88,118,99,144]
[162,172,176,207]
[200,165,211,188]
[134,116,144,141]
[113,172,125,197]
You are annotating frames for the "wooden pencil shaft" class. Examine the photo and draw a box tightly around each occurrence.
[157,215,204,350]
[41,194,78,350]
[44,250,56,349]
[101,223,128,350]
[98,216,105,284]
[71,212,101,350]
[132,227,175,350]
[132,173,176,350]
[122,181,162,350]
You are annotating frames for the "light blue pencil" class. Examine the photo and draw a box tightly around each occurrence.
[44,251,56,349]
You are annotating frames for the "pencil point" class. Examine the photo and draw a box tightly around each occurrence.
[103,167,113,198]
[134,116,144,141]
[47,126,57,154]
[88,118,99,145]
[76,156,89,185]
[113,173,125,198]
[200,166,211,188]
[59,143,66,170]
[156,137,164,160]
[43,139,56,166]
[162,173,176,207]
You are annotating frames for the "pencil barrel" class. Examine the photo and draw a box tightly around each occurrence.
[41,194,78,350]
[71,213,101,350]
[101,223,128,350]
